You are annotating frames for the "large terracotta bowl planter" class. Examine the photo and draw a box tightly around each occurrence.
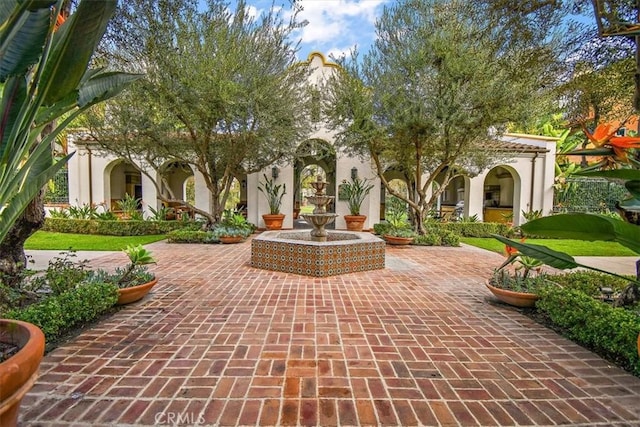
[262,214,285,230]
[117,278,158,305]
[485,281,539,308]
[344,215,366,232]
[0,319,45,426]
[384,235,414,245]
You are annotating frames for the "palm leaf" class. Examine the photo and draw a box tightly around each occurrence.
[40,0,117,105]
[0,4,50,82]
[491,234,579,269]
[0,154,71,243]
[78,71,142,107]
[520,213,640,254]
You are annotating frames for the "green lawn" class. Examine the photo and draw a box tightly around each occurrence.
[461,237,637,257]
[24,231,166,251]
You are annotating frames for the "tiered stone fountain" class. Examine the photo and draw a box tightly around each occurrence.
[300,175,338,242]
[251,176,385,277]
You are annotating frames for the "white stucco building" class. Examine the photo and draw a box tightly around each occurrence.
[63,52,557,228]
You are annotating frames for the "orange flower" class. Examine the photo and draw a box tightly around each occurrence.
[608,136,640,149]
[504,244,518,257]
[584,123,617,147]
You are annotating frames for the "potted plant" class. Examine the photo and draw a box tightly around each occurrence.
[0,320,45,426]
[485,242,549,307]
[383,196,416,244]
[87,245,157,305]
[258,173,286,230]
[212,210,254,243]
[341,177,374,231]
[115,193,141,220]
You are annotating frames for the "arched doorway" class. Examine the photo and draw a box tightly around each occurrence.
[294,139,336,229]
[434,168,467,220]
[483,166,520,224]
[105,160,142,211]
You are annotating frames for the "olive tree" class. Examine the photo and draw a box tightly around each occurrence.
[324,0,569,234]
[85,0,312,224]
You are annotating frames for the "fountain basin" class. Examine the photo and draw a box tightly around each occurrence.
[251,231,385,277]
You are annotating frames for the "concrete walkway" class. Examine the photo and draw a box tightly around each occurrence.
[19,240,640,426]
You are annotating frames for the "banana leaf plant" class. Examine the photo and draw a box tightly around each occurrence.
[493,168,640,307]
[0,0,140,244]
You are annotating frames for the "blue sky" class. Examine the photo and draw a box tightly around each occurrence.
[245,0,390,61]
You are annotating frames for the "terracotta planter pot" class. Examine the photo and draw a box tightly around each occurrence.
[219,236,244,244]
[384,235,414,245]
[344,215,366,232]
[262,214,285,230]
[485,281,539,308]
[0,319,45,426]
[117,278,158,305]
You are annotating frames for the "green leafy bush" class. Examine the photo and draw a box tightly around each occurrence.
[30,252,90,296]
[550,271,633,296]
[43,218,196,236]
[5,283,118,342]
[166,229,217,243]
[413,228,461,246]
[373,222,392,236]
[536,286,640,376]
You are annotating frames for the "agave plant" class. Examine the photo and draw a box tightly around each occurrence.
[0,0,140,244]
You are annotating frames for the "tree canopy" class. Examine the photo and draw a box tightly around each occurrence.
[324,0,570,233]
[85,0,311,223]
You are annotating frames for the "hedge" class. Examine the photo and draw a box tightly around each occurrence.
[536,285,640,376]
[43,218,198,236]
[436,222,515,238]
[166,229,217,243]
[5,282,118,342]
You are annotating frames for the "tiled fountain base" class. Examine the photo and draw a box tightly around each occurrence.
[251,231,385,277]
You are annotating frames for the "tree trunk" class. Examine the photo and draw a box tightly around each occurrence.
[0,192,45,287]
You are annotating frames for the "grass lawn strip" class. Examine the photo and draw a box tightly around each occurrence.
[461,237,637,257]
[25,231,165,251]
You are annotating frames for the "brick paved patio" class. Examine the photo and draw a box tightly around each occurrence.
[20,239,640,426]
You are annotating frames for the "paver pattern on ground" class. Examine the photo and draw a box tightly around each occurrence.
[20,239,640,426]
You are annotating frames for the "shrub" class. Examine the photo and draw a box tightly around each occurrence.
[30,252,90,296]
[5,283,118,342]
[43,218,196,236]
[373,222,392,235]
[166,229,217,243]
[436,222,515,238]
[536,285,640,376]
[550,271,633,296]
[413,227,460,246]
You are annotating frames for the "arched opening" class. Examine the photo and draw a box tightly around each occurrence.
[294,139,336,229]
[159,161,195,219]
[105,160,142,212]
[434,168,467,221]
[380,168,410,221]
[483,166,519,224]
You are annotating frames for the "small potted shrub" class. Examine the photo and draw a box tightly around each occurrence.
[115,193,142,220]
[485,242,550,307]
[341,177,374,231]
[258,173,286,230]
[383,196,416,244]
[212,210,253,243]
[87,245,157,305]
